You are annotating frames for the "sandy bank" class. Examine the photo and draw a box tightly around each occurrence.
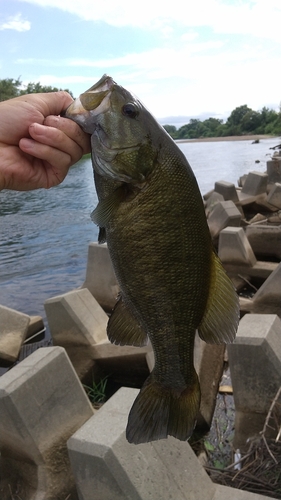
[176,134,276,143]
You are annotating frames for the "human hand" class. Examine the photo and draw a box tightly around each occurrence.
[0,92,91,191]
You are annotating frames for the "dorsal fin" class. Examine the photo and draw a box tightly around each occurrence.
[198,251,239,344]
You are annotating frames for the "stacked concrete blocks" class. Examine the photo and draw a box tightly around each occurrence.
[67,387,274,500]
[247,262,281,316]
[228,314,281,448]
[214,180,239,203]
[241,171,268,196]
[218,227,256,266]
[45,288,108,379]
[267,182,281,209]
[82,242,119,312]
[68,386,216,500]
[245,224,281,261]
[266,157,281,184]
[0,346,94,500]
[44,287,151,386]
[238,170,278,211]
[208,201,242,239]
[0,305,30,364]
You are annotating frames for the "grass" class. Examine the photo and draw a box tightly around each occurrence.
[83,376,109,408]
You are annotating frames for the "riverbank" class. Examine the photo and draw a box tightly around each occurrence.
[176,134,276,143]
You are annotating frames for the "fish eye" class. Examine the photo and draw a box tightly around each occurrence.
[122,103,138,119]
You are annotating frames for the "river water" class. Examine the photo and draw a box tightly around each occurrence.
[0,137,278,328]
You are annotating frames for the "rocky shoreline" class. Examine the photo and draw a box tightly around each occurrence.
[0,144,281,500]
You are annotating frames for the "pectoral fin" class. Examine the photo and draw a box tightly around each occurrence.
[107,295,148,347]
[198,251,239,344]
[91,185,126,227]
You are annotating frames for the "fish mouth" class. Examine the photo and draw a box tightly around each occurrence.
[64,74,114,133]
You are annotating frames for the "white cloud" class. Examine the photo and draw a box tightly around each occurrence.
[19,0,281,41]
[0,13,31,32]
[12,1,281,117]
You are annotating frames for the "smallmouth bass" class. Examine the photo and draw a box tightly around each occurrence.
[65,75,239,444]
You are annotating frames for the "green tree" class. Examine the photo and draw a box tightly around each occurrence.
[155,102,281,140]
[0,77,22,101]
[163,124,178,139]
[260,106,278,126]
[20,81,74,97]
[0,77,74,101]
[202,117,223,137]
[227,104,252,126]
[177,119,207,139]
[225,104,252,135]
[241,110,262,132]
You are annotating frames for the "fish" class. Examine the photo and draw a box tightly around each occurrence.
[64,75,239,444]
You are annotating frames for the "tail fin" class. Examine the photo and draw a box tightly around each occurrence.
[126,374,200,444]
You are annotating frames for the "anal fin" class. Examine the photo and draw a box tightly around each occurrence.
[107,295,148,347]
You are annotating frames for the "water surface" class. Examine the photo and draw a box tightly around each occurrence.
[0,137,278,327]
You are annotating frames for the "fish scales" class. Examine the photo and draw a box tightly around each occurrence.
[104,156,211,370]
[65,75,239,444]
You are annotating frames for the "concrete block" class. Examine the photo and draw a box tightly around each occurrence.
[214,484,273,500]
[251,262,281,316]
[214,180,239,202]
[248,212,267,224]
[267,182,281,209]
[26,315,45,340]
[228,314,281,413]
[241,171,268,196]
[268,211,281,223]
[266,158,281,184]
[194,336,225,429]
[208,201,242,239]
[218,227,257,266]
[91,341,151,388]
[245,224,281,260]
[45,288,108,379]
[67,387,216,500]
[0,346,93,500]
[0,305,30,363]
[228,314,281,447]
[205,191,224,217]
[253,193,280,212]
[82,242,119,311]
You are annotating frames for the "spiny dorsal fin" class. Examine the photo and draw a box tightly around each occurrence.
[198,251,239,344]
[107,295,148,347]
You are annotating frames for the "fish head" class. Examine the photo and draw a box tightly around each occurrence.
[65,75,161,184]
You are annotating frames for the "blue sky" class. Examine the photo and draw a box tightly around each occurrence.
[1,0,281,126]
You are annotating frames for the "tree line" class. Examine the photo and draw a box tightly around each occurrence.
[1,78,280,138]
[164,103,281,139]
[0,77,73,102]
